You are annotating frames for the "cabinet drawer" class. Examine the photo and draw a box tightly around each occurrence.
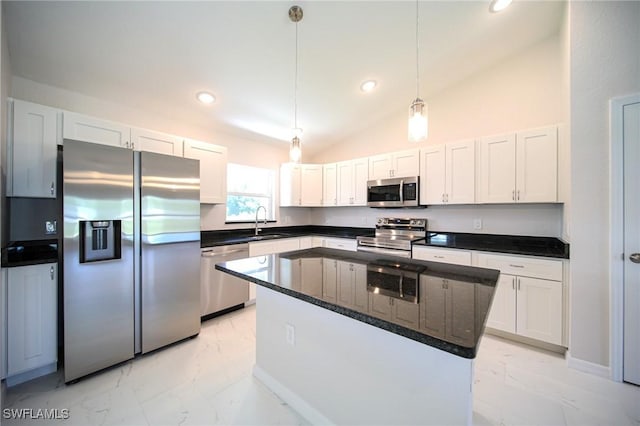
[324,238,357,252]
[412,247,472,266]
[475,253,562,281]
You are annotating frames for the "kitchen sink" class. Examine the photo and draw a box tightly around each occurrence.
[251,233,290,241]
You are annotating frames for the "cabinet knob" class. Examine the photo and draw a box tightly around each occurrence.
[50,182,55,195]
[50,266,55,280]
[517,190,520,201]
[630,253,640,264]
[512,190,516,201]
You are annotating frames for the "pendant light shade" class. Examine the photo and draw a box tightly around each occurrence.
[289,136,302,163]
[289,5,303,163]
[408,98,428,142]
[408,0,428,143]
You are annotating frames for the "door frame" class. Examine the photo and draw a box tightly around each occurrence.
[610,92,640,382]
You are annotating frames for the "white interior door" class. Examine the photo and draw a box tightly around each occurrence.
[623,101,640,386]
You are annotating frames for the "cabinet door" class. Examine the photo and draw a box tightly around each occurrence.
[7,264,57,376]
[323,163,338,206]
[63,111,130,148]
[516,276,562,345]
[352,263,368,311]
[280,163,301,206]
[486,274,517,333]
[516,127,558,203]
[131,128,181,156]
[10,100,59,198]
[392,149,420,178]
[352,158,369,205]
[446,139,475,204]
[368,153,392,180]
[183,139,228,204]
[477,133,516,203]
[336,160,353,206]
[301,164,323,206]
[419,145,445,205]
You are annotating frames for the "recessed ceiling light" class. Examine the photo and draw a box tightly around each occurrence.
[360,80,378,93]
[196,91,216,104]
[489,0,513,13]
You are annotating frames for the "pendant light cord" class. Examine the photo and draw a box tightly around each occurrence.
[415,0,420,98]
[294,20,299,130]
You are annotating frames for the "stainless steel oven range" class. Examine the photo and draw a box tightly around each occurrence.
[356,217,427,258]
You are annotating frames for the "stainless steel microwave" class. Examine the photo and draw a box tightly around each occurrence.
[367,176,419,207]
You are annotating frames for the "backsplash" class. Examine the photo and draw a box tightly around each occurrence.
[310,204,564,239]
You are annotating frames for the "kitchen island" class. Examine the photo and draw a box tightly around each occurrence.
[216,248,499,425]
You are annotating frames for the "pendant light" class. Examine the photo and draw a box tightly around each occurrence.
[408,0,428,142]
[289,5,303,163]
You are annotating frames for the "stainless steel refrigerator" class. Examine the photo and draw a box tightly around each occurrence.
[63,139,200,383]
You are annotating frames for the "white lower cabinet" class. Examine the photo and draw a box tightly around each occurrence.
[249,238,301,257]
[7,263,57,379]
[475,252,564,346]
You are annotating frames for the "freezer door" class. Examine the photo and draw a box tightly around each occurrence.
[140,152,201,353]
[63,140,135,382]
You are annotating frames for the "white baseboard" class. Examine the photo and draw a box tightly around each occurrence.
[566,352,611,379]
[252,364,333,426]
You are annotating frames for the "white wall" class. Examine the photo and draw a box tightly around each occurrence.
[569,1,640,369]
[310,33,567,238]
[9,76,311,230]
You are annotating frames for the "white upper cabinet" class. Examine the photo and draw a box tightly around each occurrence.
[336,157,368,206]
[183,138,228,204]
[420,140,475,205]
[477,126,557,203]
[323,163,338,206]
[131,128,182,156]
[301,164,323,206]
[63,111,131,148]
[280,163,323,207]
[280,163,301,207]
[516,127,558,203]
[368,149,420,180]
[8,99,60,198]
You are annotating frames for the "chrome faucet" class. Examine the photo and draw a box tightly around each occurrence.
[255,206,267,236]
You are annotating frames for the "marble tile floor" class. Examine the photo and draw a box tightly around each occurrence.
[1,304,638,426]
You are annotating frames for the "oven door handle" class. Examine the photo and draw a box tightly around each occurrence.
[357,245,411,258]
[399,179,404,204]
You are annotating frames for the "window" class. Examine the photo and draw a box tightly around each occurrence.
[226,163,276,222]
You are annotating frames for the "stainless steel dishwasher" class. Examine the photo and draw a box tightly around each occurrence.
[200,244,250,318]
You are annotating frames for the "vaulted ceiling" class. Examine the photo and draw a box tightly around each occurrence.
[4,1,565,156]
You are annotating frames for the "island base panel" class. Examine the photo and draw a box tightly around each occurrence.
[253,286,474,425]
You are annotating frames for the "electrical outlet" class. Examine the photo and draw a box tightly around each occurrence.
[473,219,482,230]
[286,323,295,346]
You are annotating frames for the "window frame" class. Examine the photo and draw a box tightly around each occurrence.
[225,163,278,224]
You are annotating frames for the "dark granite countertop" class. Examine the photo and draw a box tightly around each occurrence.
[414,232,569,259]
[2,240,59,267]
[216,247,499,359]
[201,225,374,248]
